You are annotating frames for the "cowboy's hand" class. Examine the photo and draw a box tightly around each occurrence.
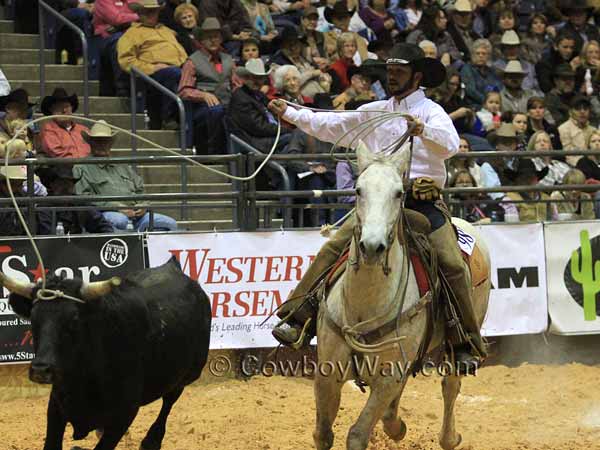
[134,208,147,217]
[405,116,424,136]
[412,177,441,201]
[268,99,288,117]
[200,92,220,107]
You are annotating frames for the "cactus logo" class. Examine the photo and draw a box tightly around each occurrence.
[563,230,600,321]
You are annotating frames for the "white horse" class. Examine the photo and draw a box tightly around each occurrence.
[313,142,491,450]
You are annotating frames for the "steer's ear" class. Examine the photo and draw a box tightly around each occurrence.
[9,295,33,319]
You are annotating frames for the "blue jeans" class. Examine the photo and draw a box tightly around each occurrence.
[185,102,225,151]
[103,211,178,231]
[150,67,182,122]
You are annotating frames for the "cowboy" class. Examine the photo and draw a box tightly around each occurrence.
[74,121,178,232]
[35,165,114,234]
[0,88,37,145]
[268,43,487,365]
[446,0,481,63]
[559,0,600,53]
[499,61,538,115]
[323,1,370,63]
[39,88,91,159]
[178,17,236,153]
[117,0,188,128]
[480,122,518,200]
[492,30,540,94]
[501,159,550,222]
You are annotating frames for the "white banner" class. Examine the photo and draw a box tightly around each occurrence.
[546,221,600,335]
[148,225,548,348]
[476,223,547,336]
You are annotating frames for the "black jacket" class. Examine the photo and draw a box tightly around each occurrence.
[54,209,114,234]
[536,49,574,94]
[0,209,52,236]
[447,23,481,63]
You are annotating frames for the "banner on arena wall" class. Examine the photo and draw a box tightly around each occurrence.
[0,235,145,365]
[147,225,548,349]
[545,221,600,335]
[475,223,547,336]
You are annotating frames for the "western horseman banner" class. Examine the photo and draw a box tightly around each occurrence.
[0,235,145,365]
[148,225,547,349]
[546,221,600,335]
[475,223,547,336]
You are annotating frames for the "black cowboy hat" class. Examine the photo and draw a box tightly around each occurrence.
[324,1,355,24]
[274,25,307,47]
[40,88,79,116]
[560,0,593,15]
[192,17,221,41]
[504,159,549,182]
[384,43,446,88]
[35,165,80,186]
[0,88,36,112]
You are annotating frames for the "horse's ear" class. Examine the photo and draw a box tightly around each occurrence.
[390,150,410,176]
[356,140,375,173]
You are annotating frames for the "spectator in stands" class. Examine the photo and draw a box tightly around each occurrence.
[545,64,577,125]
[529,130,571,185]
[481,123,517,199]
[0,139,47,197]
[193,0,254,55]
[178,17,235,153]
[117,0,188,129]
[301,7,330,70]
[406,5,461,65]
[471,0,493,38]
[54,1,94,65]
[447,0,482,64]
[575,40,600,94]
[39,89,91,159]
[272,65,313,106]
[0,89,36,150]
[521,13,553,65]
[576,129,600,181]
[228,58,292,153]
[559,0,599,54]
[397,0,423,31]
[447,169,503,222]
[430,68,475,134]
[239,38,261,65]
[489,8,518,60]
[476,91,502,134]
[241,0,279,54]
[493,30,540,93]
[512,112,529,149]
[558,95,597,165]
[335,159,356,220]
[536,30,578,93]
[0,166,51,236]
[525,96,562,149]
[460,38,502,109]
[35,165,115,234]
[159,0,184,30]
[173,2,200,55]
[74,121,178,231]
[323,1,370,62]
[332,64,377,110]
[93,0,139,96]
[501,158,550,221]
[499,60,538,114]
[327,32,361,94]
[447,136,482,186]
[550,168,595,220]
[359,0,400,43]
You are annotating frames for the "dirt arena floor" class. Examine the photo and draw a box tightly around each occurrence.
[2,335,600,450]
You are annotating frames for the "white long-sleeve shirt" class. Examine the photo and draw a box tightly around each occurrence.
[282,89,460,188]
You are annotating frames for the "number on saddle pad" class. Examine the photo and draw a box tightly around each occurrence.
[456,227,476,256]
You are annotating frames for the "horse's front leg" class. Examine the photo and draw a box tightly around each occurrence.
[439,374,462,450]
[381,392,407,442]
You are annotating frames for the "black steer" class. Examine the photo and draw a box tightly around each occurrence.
[4,257,211,450]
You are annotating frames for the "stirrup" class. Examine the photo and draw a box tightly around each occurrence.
[290,318,312,350]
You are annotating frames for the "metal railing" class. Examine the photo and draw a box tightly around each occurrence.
[38,0,89,116]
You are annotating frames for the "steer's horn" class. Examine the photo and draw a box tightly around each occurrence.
[80,277,122,300]
[0,272,35,299]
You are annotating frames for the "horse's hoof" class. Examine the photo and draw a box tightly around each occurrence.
[383,419,407,441]
[440,432,462,450]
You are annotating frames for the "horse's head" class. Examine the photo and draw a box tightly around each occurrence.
[354,141,410,265]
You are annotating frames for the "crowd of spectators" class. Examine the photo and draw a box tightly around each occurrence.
[3,0,600,229]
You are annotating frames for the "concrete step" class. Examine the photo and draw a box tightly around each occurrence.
[30,96,129,114]
[114,130,179,148]
[138,164,231,184]
[3,64,84,81]
[35,113,144,129]
[178,219,234,231]
[0,33,39,48]
[0,20,14,33]
[154,202,236,221]
[0,48,52,64]
[11,80,100,97]
[0,7,5,20]
[145,183,232,194]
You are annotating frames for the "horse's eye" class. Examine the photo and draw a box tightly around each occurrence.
[356,188,362,196]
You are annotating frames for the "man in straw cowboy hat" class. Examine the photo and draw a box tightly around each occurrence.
[117,0,188,127]
[74,120,178,232]
[178,17,237,153]
[39,88,91,159]
[498,60,539,115]
[446,0,481,63]
[492,30,540,94]
[268,42,487,365]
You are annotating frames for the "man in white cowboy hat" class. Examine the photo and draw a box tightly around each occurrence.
[498,60,539,114]
[117,0,188,127]
[492,30,540,93]
[227,58,292,154]
[446,0,481,63]
[74,121,178,232]
[268,43,487,365]
[178,17,238,153]
[0,166,52,236]
[39,88,91,159]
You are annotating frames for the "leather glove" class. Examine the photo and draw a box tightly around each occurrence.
[412,177,441,201]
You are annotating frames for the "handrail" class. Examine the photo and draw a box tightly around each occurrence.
[38,0,89,116]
